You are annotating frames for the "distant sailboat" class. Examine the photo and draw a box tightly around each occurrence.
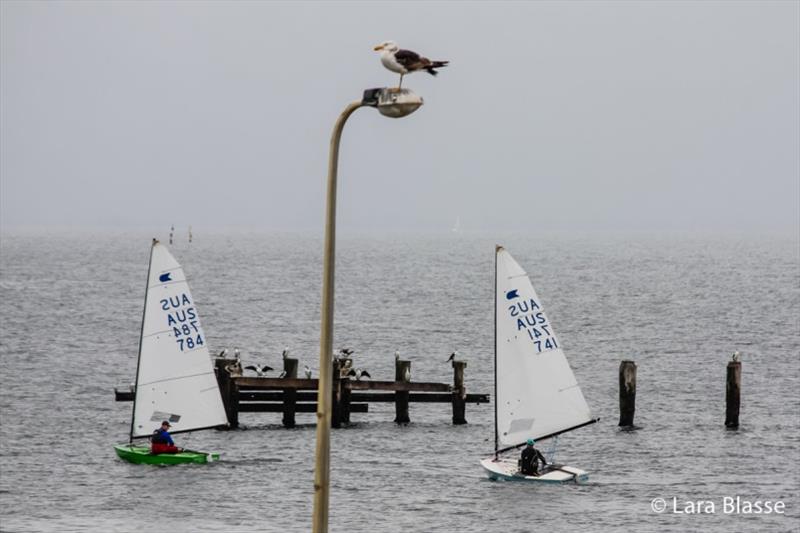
[452,216,461,233]
[481,245,598,483]
[114,239,228,465]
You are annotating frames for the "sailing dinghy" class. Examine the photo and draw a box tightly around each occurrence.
[114,239,228,465]
[481,246,598,483]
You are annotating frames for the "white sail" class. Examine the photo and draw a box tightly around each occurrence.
[131,241,227,438]
[495,246,593,449]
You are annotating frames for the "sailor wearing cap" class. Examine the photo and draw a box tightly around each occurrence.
[150,420,183,454]
[520,438,548,476]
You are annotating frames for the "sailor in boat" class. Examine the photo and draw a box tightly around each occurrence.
[520,439,548,476]
[151,421,183,454]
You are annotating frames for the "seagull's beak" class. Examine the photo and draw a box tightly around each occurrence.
[373,44,384,51]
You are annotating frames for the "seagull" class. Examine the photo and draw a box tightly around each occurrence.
[394,350,400,361]
[732,351,741,362]
[278,370,287,378]
[446,351,458,363]
[244,364,274,377]
[373,41,449,89]
[282,347,290,360]
[304,365,312,379]
[234,347,241,359]
[347,368,371,381]
[217,348,229,358]
[403,366,411,382]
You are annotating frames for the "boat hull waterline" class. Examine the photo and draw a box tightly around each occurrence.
[114,445,219,465]
[480,457,588,484]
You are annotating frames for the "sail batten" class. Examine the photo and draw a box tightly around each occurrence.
[131,242,228,439]
[495,248,594,450]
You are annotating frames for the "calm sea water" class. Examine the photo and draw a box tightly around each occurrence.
[1,230,798,533]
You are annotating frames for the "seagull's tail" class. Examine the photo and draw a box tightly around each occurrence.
[425,60,449,75]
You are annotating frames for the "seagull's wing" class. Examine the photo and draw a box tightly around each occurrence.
[264,365,274,372]
[394,49,424,70]
[244,365,257,371]
[361,370,371,378]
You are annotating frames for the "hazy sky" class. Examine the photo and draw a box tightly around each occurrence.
[1,1,798,233]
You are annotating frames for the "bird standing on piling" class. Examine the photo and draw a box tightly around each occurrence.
[218,348,228,358]
[282,347,290,360]
[304,365,312,379]
[374,41,449,89]
[394,350,400,361]
[446,351,458,363]
[732,351,741,362]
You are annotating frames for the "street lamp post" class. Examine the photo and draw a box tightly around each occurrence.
[312,88,423,533]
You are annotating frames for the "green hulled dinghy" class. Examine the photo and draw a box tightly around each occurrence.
[114,445,219,465]
[114,239,229,466]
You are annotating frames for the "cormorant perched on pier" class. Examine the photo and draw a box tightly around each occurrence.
[244,364,274,377]
[446,351,458,363]
[334,348,354,359]
[218,348,229,358]
[347,368,371,380]
[225,357,242,377]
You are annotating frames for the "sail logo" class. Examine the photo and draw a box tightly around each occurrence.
[507,297,558,353]
[506,289,519,300]
[159,273,172,283]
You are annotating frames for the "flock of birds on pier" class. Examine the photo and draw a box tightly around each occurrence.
[216,346,461,381]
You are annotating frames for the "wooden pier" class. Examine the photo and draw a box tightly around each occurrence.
[115,356,490,428]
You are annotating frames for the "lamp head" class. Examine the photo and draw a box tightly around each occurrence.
[362,87,423,118]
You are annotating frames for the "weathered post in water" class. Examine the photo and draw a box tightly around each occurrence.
[618,360,637,427]
[395,359,411,424]
[452,360,467,425]
[215,358,240,429]
[332,359,343,429]
[725,360,741,428]
[282,357,298,428]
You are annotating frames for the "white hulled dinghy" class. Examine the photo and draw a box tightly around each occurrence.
[481,246,598,483]
[114,239,228,465]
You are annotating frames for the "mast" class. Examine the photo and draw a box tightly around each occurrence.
[494,244,500,459]
[128,238,157,443]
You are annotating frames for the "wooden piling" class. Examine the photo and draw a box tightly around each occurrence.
[282,357,298,428]
[394,360,411,424]
[340,383,352,424]
[452,360,467,425]
[332,359,342,429]
[725,361,741,428]
[618,360,637,427]
[215,358,239,429]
